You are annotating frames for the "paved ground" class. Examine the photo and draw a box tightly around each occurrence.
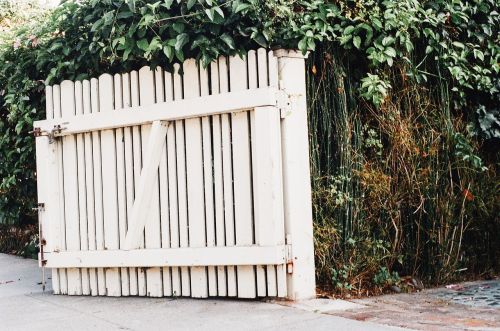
[0,254,403,331]
[329,280,500,331]
[2,253,498,331]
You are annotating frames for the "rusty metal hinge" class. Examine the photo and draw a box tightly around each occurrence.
[30,123,67,143]
[286,234,293,274]
[32,202,45,212]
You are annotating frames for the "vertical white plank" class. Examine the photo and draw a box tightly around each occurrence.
[53,84,68,295]
[268,51,279,88]
[258,48,278,297]
[166,68,182,297]
[60,80,83,296]
[257,48,268,88]
[159,68,172,296]
[130,70,147,296]
[248,50,267,297]
[44,85,61,295]
[98,74,121,297]
[219,56,237,297]
[90,78,106,296]
[122,72,138,296]
[229,54,257,298]
[35,137,50,288]
[82,80,98,296]
[251,107,286,299]
[183,59,208,298]
[275,50,316,300]
[210,59,227,296]
[75,81,90,296]
[174,63,191,297]
[138,66,163,297]
[114,73,130,297]
[200,64,217,297]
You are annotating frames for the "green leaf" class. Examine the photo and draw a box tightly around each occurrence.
[214,6,224,18]
[126,0,136,12]
[220,34,235,49]
[137,38,149,51]
[473,49,484,61]
[253,34,267,47]
[163,45,174,61]
[353,36,361,49]
[298,38,308,52]
[187,0,197,10]
[344,25,355,35]
[205,8,214,21]
[382,36,394,46]
[172,22,185,33]
[384,47,396,58]
[175,33,189,51]
[235,3,250,13]
[164,0,174,9]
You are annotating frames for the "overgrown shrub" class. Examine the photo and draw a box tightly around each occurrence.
[0,0,498,293]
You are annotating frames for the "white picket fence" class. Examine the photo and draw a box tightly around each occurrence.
[34,49,315,300]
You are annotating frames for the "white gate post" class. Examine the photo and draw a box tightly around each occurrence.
[275,49,316,300]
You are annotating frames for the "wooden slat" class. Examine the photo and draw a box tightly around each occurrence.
[53,84,68,294]
[34,88,279,135]
[249,50,267,297]
[129,70,143,296]
[210,59,227,297]
[157,67,172,296]
[43,246,288,268]
[137,66,163,297]
[61,80,83,296]
[124,120,168,249]
[251,106,287,298]
[44,85,61,294]
[114,73,130,297]
[230,54,257,298]
[130,70,146,296]
[82,80,98,296]
[121,72,137,296]
[165,69,181,296]
[268,50,279,88]
[98,74,122,297]
[200,64,217,297]
[90,77,106,296]
[258,48,278,297]
[173,63,191,297]
[183,59,208,298]
[218,56,237,297]
[75,81,90,296]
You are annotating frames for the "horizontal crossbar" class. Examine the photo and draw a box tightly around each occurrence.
[34,87,281,136]
[41,245,289,268]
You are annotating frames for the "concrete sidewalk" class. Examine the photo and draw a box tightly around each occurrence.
[0,254,406,331]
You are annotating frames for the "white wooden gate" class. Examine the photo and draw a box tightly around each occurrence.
[34,49,315,300]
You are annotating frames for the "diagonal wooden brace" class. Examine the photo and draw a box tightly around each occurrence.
[124,120,169,249]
